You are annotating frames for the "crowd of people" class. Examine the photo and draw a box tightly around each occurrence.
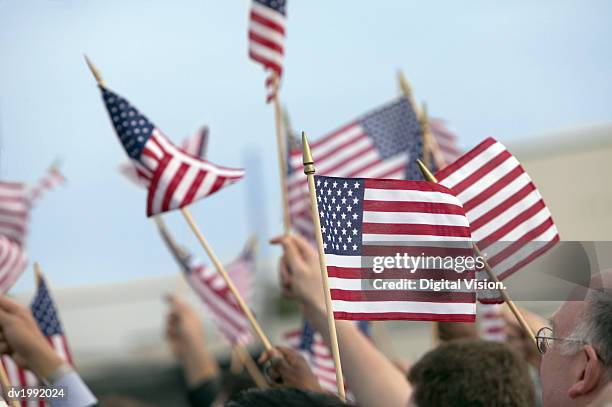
[0,234,610,406]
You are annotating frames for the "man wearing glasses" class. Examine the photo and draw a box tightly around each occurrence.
[537,271,612,406]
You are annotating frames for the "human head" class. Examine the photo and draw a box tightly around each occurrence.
[540,271,612,407]
[225,388,347,407]
[408,340,534,406]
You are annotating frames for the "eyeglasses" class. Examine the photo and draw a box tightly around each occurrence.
[535,326,586,355]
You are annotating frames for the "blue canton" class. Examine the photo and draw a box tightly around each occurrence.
[299,320,316,352]
[314,175,365,256]
[254,0,287,15]
[102,88,155,161]
[30,278,63,337]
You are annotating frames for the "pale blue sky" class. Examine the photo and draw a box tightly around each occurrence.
[1,0,611,291]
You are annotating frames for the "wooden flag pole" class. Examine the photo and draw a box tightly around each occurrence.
[416,160,537,345]
[270,74,292,235]
[234,344,269,389]
[302,132,346,401]
[180,208,273,351]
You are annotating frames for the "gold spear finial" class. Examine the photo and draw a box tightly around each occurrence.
[302,131,315,175]
[84,54,105,87]
[416,159,438,183]
[33,262,43,286]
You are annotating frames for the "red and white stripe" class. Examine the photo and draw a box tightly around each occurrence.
[284,328,343,395]
[120,126,209,188]
[0,236,27,294]
[2,335,72,407]
[181,126,209,159]
[287,117,409,240]
[0,183,29,246]
[138,130,243,216]
[29,168,65,205]
[328,179,476,322]
[436,137,559,302]
[186,260,253,346]
[248,1,286,78]
[479,303,507,342]
[429,118,462,166]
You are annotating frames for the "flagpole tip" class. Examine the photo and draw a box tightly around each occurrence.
[33,262,43,286]
[84,54,105,87]
[416,159,438,183]
[301,132,315,175]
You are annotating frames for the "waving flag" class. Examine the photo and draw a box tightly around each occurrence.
[2,273,72,407]
[98,87,244,216]
[29,167,65,205]
[248,0,287,101]
[287,97,423,240]
[157,222,254,345]
[120,125,209,187]
[435,137,559,302]
[314,175,475,322]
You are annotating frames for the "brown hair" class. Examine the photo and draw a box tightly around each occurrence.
[408,340,534,407]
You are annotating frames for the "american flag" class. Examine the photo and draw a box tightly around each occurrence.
[287,97,423,240]
[99,87,244,216]
[0,236,27,294]
[435,137,559,302]
[315,175,476,322]
[120,125,209,187]
[429,118,462,166]
[248,0,287,101]
[284,320,370,396]
[479,303,506,342]
[2,274,72,407]
[158,223,254,345]
[29,167,65,205]
[0,182,29,246]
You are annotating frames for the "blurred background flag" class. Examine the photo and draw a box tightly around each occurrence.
[2,271,73,407]
[435,137,560,302]
[284,320,371,396]
[119,125,209,187]
[0,182,29,246]
[28,166,65,205]
[478,303,507,342]
[180,126,209,159]
[287,97,423,241]
[157,222,254,346]
[428,118,462,166]
[98,87,244,216]
[313,175,476,322]
[248,0,287,101]
[0,236,27,294]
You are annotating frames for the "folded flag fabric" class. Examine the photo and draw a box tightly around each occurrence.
[120,125,209,187]
[248,0,287,101]
[98,87,244,216]
[287,97,423,241]
[435,137,559,302]
[314,175,476,322]
[2,273,72,407]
